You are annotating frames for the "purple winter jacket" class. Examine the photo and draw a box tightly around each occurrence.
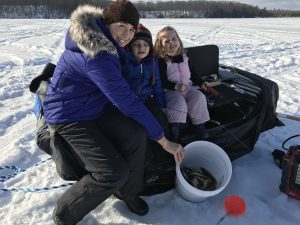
[43,5,163,140]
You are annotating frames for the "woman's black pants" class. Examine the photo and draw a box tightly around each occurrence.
[51,105,147,224]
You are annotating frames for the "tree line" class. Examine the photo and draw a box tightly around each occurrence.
[0,0,299,18]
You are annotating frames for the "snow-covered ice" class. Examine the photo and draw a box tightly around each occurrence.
[0,18,300,225]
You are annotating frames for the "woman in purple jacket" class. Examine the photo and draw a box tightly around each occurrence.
[43,1,184,224]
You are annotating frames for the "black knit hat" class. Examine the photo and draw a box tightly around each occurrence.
[130,23,152,48]
[103,0,139,29]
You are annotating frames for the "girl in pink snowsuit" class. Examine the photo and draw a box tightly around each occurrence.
[154,26,210,141]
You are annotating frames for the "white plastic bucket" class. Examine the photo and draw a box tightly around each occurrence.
[176,141,232,202]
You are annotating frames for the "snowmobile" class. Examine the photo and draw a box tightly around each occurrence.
[180,44,282,160]
[29,44,283,195]
[143,44,283,194]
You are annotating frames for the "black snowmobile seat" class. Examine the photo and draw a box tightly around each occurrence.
[186,45,219,84]
[186,45,245,108]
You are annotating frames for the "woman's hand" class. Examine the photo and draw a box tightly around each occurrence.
[157,136,184,165]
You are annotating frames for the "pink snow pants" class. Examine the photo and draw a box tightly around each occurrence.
[165,86,210,125]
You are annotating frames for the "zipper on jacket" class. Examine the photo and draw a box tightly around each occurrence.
[139,64,143,95]
[178,64,183,83]
[140,64,143,74]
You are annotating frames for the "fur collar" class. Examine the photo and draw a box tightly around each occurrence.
[69,5,118,58]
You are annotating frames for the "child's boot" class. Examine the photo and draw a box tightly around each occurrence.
[170,123,181,142]
[195,123,209,139]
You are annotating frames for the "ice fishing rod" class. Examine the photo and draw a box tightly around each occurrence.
[221,82,258,98]
[233,78,261,92]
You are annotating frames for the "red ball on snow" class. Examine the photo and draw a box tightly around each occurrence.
[224,195,246,216]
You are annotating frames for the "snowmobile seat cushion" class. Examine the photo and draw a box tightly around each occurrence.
[186,45,219,84]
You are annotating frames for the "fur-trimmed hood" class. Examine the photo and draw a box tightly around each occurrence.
[69,5,118,57]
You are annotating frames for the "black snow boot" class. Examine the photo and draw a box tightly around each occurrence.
[114,191,149,216]
[195,124,209,139]
[170,123,181,142]
[52,207,74,225]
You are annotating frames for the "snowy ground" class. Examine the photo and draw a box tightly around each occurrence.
[0,18,300,225]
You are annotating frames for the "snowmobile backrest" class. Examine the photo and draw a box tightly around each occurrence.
[185,45,219,85]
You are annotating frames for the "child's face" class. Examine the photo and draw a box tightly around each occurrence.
[131,39,150,61]
[161,30,180,56]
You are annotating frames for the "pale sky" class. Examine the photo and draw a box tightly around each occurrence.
[132,0,300,10]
